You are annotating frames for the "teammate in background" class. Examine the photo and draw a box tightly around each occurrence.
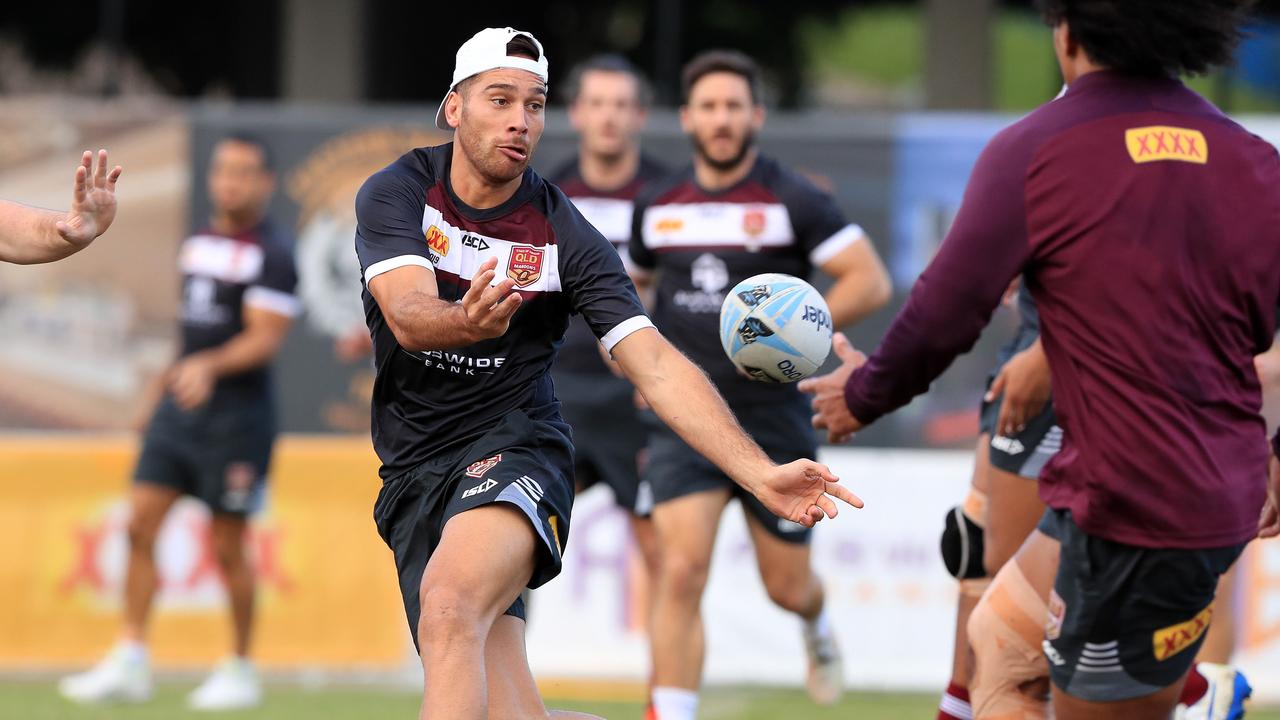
[354,28,858,720]
[60,135,298,711]
[937,283,1054,720]
[0,149,122,264]
[803,1,1276,717]
[630,50,891,720]
[548,55,667,587]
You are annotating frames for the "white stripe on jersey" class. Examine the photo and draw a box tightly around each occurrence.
[601,315,656,354]
[421,206,563,292]
[808,223,867,266]
[180,235,265,283]
[244,286,302,318]
[364,255,434,284]
[565,196,634,244]
[641,202,793,251]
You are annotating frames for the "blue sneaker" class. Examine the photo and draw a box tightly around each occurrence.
[1177,662,1253,720]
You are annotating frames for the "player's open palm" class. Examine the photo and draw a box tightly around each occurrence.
[462,257,523,341]
[755,459,863,528]
[59,149,123,249]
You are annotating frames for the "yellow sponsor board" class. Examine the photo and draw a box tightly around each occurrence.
[1124,125,1208,164]
[0,435,406,670]
[1152,605,1212,662]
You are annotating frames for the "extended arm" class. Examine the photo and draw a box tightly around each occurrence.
[366,257,522,353]
[0,150,123,265]
[611,326,861,526]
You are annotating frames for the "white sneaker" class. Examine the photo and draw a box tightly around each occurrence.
[58,644,153,704]
[187,657,262,711]
[803,622,844,705]
[1177,662,1252,720]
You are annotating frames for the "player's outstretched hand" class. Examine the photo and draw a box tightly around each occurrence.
[461,257,522,341]
[798,332,867,443]
[985,337,1051,437]
[58,149,123,249]
[1259,455,1280,539]
[753,459,863,528]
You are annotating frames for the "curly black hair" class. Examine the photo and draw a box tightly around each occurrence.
[1035,0,1257,77]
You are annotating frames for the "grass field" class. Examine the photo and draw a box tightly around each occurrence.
[1,682,1276,720]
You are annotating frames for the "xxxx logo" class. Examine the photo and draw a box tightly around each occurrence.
[1125,126,1207,165]
[1152,605,1212,661]
[426,225,450,255]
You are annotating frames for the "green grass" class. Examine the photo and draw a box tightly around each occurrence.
[2,681,1276,720]
[799,6,1280,113]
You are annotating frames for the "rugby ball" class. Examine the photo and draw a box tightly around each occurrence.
[719,273,832,383]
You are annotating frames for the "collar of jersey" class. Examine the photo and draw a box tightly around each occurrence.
[1065,69,1181,99]
[439,142,542,222]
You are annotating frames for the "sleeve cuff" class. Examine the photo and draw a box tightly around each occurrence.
[601,315,656,354]
[363,254,434,284]
[809,224,867,267]
[244,286,302,318]
[843,368,886,428]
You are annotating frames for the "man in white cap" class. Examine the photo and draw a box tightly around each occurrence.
[354,27,861,720]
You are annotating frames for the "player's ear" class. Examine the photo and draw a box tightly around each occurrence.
[679,104,692,133]
[752,102,766,130]
[445,90,464,130]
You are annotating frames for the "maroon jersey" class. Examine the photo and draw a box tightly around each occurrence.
[844,71,1280,549]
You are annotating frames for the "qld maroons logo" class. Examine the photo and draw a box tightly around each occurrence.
[507,246,544,288]
[742,207,767,237]
[465,454,502,479]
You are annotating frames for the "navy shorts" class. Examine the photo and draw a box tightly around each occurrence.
[643,400,817,544]
[978,325,1061,480]
[372,409,574,648]
[554,371,650,516]
[134,393,275,516]
[1038,509,1245,701]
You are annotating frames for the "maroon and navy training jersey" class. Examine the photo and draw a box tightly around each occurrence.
[844,71,1280,549]
[178,220,299,395]
[355,144,653,479]
[630,154,867,407]
[549,154,667,376]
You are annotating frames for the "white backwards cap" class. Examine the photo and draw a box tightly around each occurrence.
[434,27,549,130]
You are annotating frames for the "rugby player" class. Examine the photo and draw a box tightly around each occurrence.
[630,50,891,720]
[0,149,121,264]
[60,134,298,711]
[354,28,858,720]
[548,54,667,585]
[802,1,1277,716]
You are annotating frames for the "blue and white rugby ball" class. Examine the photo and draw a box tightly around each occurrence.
[719,273,832,383]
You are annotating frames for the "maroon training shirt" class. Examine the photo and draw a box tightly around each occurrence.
[844,71,1280,549]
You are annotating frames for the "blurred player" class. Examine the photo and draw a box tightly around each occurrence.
[803,1,1277,717]
[629,50,891,720]
[936,283,1050,720]
[0,149,121,264]
[548,54,667,586]
[60,134,298,711]
[354,28,857,720]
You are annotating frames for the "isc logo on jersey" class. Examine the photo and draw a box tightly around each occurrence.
[719,273,832,383]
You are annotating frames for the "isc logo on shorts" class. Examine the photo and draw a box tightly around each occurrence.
[462,478,498,499]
